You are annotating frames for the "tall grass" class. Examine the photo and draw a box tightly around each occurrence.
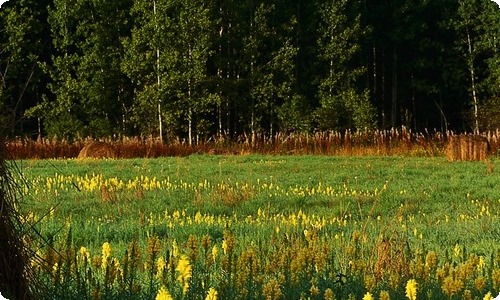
[16,156,500,299]
[1,136,38,299]
[8,128,500,159]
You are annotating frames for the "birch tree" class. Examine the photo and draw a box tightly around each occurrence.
[316,0,375,130]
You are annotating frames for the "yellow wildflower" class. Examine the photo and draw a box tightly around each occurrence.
[222,240,228,255]
[262,279,282,300]
[425,251,438,269]
[156,257,166,279]
[172,240,179,258]
[442,276,463,297]
[310,284,319,297]
[475,276,486,292]
[79,246,91,264]
[463,290,472,300]
[483,292,492,300]
[205,287,218,300]
[221,232,236,256]
[211,245,218,262]
[379,290,390,300]
[362,292,373,300]
[493,269,500,291]
[364,274,376,291]
[453,244,461,259]
[101,242,111,270]
[304,229,311,240]
[324,288,335,300]
[405,279,417,300]
[477,256,486,271]
[176,255,192,294]
[52,262,59,278]
[155,285,173,300]
[195,211,202,223]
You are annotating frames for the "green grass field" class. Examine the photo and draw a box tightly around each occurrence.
[15,155,500,299]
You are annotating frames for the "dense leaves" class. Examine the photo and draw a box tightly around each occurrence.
[1,0,500,139]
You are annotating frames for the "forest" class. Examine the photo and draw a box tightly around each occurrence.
[1,0,500,144]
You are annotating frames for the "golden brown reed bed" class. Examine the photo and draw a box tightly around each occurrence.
[445,134,490,161]
[5,128,500,160]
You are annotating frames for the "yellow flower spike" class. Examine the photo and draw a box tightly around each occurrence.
[425,251,438,269]
[492,269,500,291]
[222,240,228,255]
[442,276,463,297]
[453,244,461,258]
[155,285,173,300]
[362,292,373,300]
[172,240,179,258]
[405,279,417,300]
[211,245,218,262]
[101,242,112,270]
[379,290,390,300]
[205,287,218,300]
[483,292,492,300]
[176,255,192,295]
[262,279,283,300]
[324,288,335,300]
[477,256,485,271]
[303,229,311,240]
[463,290,473,300]
[156,257,166,279]
[195,211,202,223]
[310,284,320,297]
[79,246,91,264]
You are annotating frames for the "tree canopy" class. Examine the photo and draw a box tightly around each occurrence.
[1,0,500,140]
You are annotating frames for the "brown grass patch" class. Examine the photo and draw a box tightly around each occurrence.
[77,141,116,159]
[446,134,489,161]
[5,128,499,159]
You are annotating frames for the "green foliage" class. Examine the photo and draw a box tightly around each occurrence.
[27,0,132,139]
[479,96,500,130]
[454,0,500,131]
[2,0,500,139]
[315,0,375,131]
[0,0,51,136]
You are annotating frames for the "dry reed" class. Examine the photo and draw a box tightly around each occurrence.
[5,128,499,159]
[445,134,490,161]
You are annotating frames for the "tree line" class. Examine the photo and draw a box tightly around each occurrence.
[1,0,500,144]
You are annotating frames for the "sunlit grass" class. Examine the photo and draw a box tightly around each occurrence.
[16,155,500,299]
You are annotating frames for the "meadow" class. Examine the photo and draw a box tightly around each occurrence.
[15,155,500,300]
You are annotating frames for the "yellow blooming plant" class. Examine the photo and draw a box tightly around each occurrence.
[156,257,166,279]
[156,285,173,300]
[211,245,218,263]
[324,288,335,300]
[101,242,111,270]
[205,287,218,300]
[362,292,374,300]
[176,255,192,295]
[79,246,91,264]
[379,290,390,300]
[405,279,417,300]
